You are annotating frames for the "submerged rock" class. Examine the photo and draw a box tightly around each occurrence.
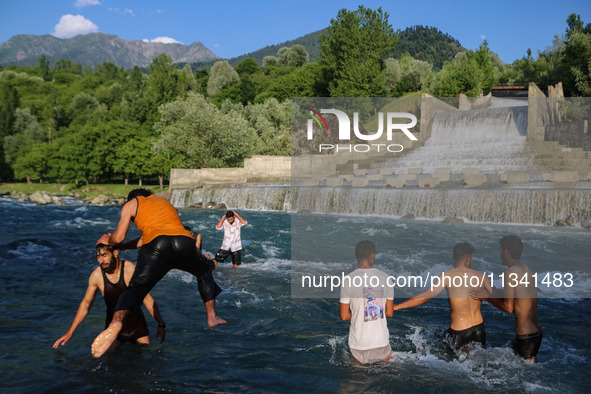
[442,217,464,223]
[401,214,416,220]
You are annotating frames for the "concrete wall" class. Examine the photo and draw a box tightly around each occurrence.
[170,155,291,190]
[546,120,590,151]
[420,93,458,141]
[459,93,492,111]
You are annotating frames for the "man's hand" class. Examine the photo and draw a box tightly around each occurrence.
[53,332,72,348]
[97,233,112,246]
[156,326,166,343]
[469,286,491,300]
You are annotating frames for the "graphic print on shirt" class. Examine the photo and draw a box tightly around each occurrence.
[363,287,384,322]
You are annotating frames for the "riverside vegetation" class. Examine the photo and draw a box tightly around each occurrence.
[0,7,589,187]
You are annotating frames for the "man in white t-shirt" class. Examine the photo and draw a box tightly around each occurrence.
[340,240,394,365]
[215,210,247,267]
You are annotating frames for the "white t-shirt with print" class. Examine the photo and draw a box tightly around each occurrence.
[340,267,393,351]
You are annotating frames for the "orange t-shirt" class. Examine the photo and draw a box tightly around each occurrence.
[133,195,192,244]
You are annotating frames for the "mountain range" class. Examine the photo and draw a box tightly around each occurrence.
[0,25,465,70]
[0,33,219,69]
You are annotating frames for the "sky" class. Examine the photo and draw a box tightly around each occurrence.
[0,0,590,64]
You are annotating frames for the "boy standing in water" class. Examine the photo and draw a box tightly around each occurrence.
[215,210,247,267]
[340,241,394,364]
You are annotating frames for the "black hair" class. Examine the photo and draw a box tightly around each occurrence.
[225,210,235,218]
[127,188,153,202]
[453,242,475,261]
[183,225,192,232]
[355,240,376,261]
[96,243,115,253]
[499,235,523,259]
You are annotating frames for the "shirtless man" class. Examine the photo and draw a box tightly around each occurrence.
[479,235,542,362]
[91,188,226,358]
[394,242,491,351]
[53,244,165,352]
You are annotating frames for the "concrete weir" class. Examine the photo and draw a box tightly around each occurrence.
[170,186,591,226]
[169,87,591,226]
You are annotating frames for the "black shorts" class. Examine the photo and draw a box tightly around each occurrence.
[215,249,241,266]
[115,235,222,312]
[512,330,543,360]
[108,308,150,342]
[444,322,486,350]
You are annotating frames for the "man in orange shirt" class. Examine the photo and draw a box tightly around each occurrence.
[91,188,226,358]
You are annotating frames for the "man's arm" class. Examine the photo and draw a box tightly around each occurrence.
[393,273,445,311]
[385,299,394,318]
[216,214,226,230]
[97,199,136,247]
[52,271,100,348]
[233,211,247,225]
[339,303,352,321]
[142,293,166,344]
[485,273,516,313]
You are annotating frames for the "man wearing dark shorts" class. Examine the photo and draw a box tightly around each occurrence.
[91,189,226,358]
[479,235,542,362]
[53,244,165,352]
[395,243,491,353]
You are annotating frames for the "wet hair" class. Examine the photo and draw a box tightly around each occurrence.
[355,240,376,261]
[499,235,523,259]
[96,243,115,253]
[183,225,192,232]
[127,188,152,202]
[453,242,475,261]
[225,210,235,218]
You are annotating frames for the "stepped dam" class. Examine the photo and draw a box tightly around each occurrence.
[170,96,591,227]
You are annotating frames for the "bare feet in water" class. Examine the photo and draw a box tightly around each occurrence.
[91,321,122,358]
[208,315,227,328]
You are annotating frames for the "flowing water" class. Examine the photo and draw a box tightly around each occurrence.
[1,197,589,393]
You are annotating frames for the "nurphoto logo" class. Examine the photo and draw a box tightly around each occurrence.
[305,108,418,153]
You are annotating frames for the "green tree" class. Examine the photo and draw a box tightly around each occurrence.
[319,6,398,96]
[473,40,495,93]
[235,58,261,77]
[177,64,197,97]
[207,60,240,96]
[38,55,51,82]
[154,93,258,168]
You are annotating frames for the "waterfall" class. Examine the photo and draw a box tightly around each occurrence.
[376,106,539,174]
[170,186,591,226]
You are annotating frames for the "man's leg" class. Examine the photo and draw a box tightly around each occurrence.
[205,299,226,327]
[173,236,226,326]
[231,250,241,267]
[92,310,127,358]
[214,249,230,265]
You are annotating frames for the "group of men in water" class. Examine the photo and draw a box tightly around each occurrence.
[53,188,248,358]
[340,237,542,365]
[52,187,542,363]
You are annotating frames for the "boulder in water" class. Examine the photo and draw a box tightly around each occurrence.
[192,202,203,208]
[401,214,416,220]
[214,203,227,210]
[205,201,217,209]
[88,195,110,206]
[442,217,464,223]
[29,191,51,205]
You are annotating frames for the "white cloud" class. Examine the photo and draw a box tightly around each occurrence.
[214,43,220,48]
[52,14,99,38]
[480,34,486,40]
[74,0,101,8]
[142,36,182,44]
[108,7,135,16]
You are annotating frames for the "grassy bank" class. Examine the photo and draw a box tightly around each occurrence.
[0,182,167,201]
